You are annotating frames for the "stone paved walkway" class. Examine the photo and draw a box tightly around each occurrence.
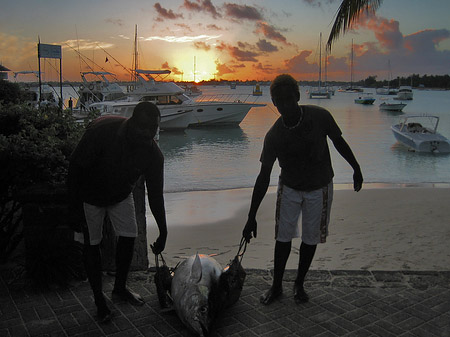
[1,269,449,337]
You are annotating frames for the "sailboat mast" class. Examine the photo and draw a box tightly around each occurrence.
[350,39,354,89]
[193,56,196,83]
[388,59,391,90]
[318,32,322,89]
[324,45,328,86]
[132,24,139,84]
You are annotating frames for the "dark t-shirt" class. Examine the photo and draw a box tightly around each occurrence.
[69,116,163,206]
[260,105,341,191]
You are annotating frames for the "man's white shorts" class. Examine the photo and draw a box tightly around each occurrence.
[275,180,333,245]
[77,193,138,245]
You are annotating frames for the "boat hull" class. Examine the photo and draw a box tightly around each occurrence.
[380,103,406,111]
[309,91,331,99]
[91,102,193,131]
[188,102,265,126]
[91,100,265,129]
[391,124,450,153]
[355,98,375,105]
[395,92,413,100]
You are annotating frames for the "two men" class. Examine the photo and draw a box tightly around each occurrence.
[243,74,363,305]
[68,102,168,322]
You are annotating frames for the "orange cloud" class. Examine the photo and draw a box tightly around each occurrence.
[215,60,235,76]
[254,22,291,46]
[355,13,403,50]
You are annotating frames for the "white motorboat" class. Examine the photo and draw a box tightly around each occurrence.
[395,86,413,100]
[74,71,124,111]
[391,115,450,153]
[379,101,407,112]
[91,69,265,130]
[13,71,58,107]
[376,87,397,95]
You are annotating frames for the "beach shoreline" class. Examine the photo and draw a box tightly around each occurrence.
[146,185,450,272]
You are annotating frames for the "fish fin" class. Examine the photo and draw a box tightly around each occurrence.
[190,253,203,283]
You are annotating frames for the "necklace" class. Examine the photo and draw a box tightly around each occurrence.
[282,106,303,130]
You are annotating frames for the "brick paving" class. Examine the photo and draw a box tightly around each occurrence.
[1,268,449,337]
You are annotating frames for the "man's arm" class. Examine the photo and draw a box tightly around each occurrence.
[331,135,363,192]
[145,166,168,254]
[243,162,273,242]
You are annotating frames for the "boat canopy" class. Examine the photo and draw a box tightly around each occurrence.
[81,71,115,76]
[13,71,40,79]
[136,69,171,75]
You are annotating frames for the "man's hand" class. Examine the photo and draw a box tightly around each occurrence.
[151,234,167,255]
[243,217,257,243]
[353,169,363,192]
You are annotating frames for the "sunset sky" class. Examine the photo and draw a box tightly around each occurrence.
[1,0,449,83]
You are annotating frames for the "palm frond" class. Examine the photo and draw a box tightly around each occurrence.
[327,0,382,51]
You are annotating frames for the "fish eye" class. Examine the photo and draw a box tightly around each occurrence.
[200,306,208,313]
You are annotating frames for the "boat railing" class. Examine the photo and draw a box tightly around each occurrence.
[195,93,263,105]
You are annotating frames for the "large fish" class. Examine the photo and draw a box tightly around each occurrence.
[170,254,224,336]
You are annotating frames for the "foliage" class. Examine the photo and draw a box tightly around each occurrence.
[26,229,85,288]
[0,103,86,265]
[327,0,383,50]
[0,80,21,105]
[358,74,450,89]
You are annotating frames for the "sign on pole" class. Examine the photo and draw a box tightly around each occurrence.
[37,43,63,108]
[38,43,62,59]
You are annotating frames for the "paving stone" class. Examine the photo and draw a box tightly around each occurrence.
[1,270,450,337]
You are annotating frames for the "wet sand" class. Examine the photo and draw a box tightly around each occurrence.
[146,186,450,271]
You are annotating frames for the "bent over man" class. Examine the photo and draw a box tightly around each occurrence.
[68,102,168,322]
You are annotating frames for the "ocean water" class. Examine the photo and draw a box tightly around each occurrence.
[158,85,450,192]
[59,84,450,192]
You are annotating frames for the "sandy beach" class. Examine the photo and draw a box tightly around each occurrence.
[146,185,450,271]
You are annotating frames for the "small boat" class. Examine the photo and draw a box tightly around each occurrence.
[395,86,413,100]
[182,84,202,97]
[309,33,331,99]
[376,87,398,95]
[377,60,398,95]
[252,83,263,96]
[309,89,331,99]
[391,115,450,153]
[340,39,364,94]
[341,86,364,93]
[379,101,407,112]
[355,93,376,105]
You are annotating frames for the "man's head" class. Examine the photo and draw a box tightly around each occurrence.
[127,101,161,145]
[270,74,300,116]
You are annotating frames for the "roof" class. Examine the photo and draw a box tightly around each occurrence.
[0,64,11,71]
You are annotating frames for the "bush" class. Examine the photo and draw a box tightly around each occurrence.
[0,103,86,265]
[0,80,21,105]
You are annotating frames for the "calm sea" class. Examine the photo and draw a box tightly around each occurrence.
[62,85,450,192]
[159,85,450,192]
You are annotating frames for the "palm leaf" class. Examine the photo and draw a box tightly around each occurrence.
[327,0,383,51]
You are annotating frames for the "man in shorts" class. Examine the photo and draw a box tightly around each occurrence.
[243,74,363,305]
[68,101,168,321]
